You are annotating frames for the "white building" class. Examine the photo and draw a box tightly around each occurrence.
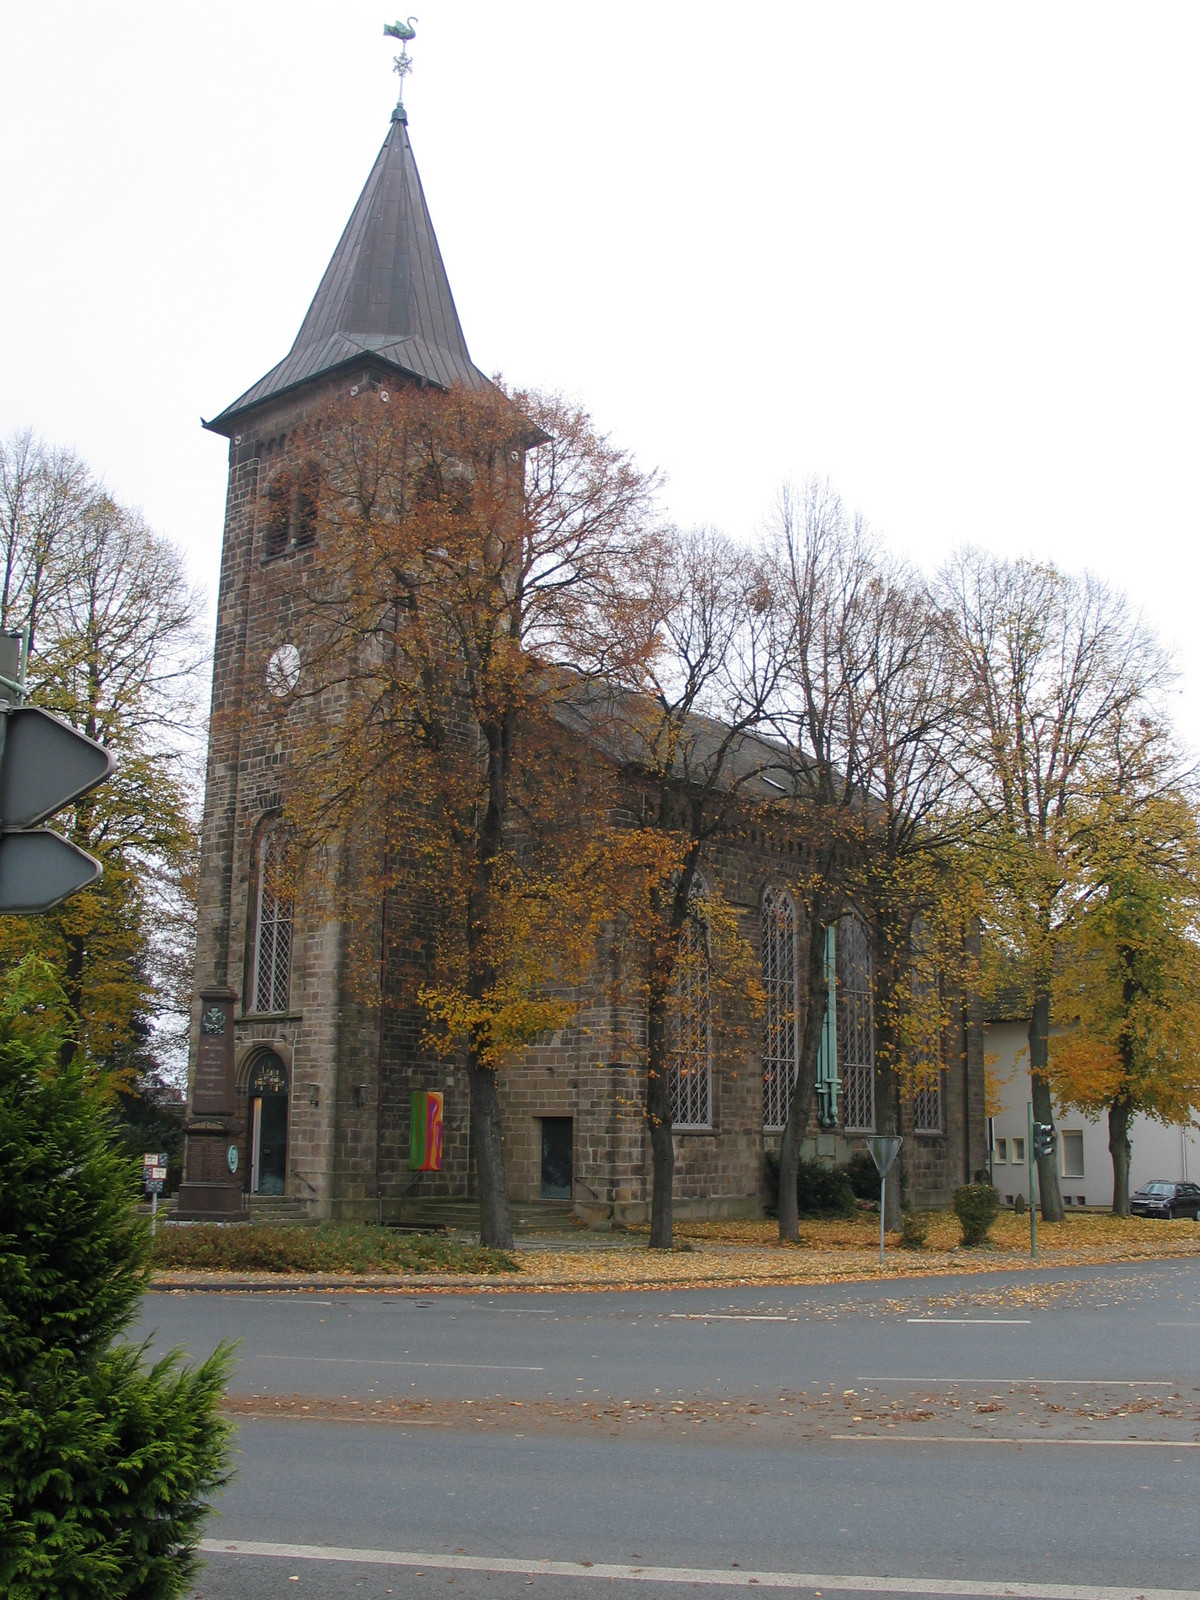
[986,1015,1200,1209]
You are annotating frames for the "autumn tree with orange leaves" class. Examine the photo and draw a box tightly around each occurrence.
[261,381,666,1248]
[1049,764,1200,1213]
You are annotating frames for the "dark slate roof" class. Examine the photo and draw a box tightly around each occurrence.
[206,115,492,433]
[551,678,804,800]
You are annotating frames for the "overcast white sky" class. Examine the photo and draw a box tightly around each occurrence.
[2,3,1197,746]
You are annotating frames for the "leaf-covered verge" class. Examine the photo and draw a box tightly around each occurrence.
[0,958,232,1600]
[151,1223,518,1277]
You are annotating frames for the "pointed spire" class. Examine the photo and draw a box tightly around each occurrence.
[208,113,490,433]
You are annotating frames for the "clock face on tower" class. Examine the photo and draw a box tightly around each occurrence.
[266,645,302,698]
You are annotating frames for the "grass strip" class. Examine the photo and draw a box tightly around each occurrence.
[151,1222,518,1276]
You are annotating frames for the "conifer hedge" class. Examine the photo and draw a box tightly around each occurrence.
[0,960,232,1599]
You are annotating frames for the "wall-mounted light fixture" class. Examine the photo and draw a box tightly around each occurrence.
[307,1083,320,1107]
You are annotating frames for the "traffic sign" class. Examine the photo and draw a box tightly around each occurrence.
[0,829,102,911]
[143,1152,169,1195]
[866,1134,902,1176]
[865,1135,903,1265]
[0,706,114,828]
[0,704,114,914]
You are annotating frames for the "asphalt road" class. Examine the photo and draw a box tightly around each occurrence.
[132,1258,1200,1600]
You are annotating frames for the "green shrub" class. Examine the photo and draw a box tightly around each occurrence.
[953,1181,1001,1247]
[899,1210,930,1250]
[0,958,232,1599]
[1013,1191,1027,1215]
[152,1223,518,1277]
[764,1153,856,1218]
[844,1149,881,1201]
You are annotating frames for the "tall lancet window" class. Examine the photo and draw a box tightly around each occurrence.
[909,919,944,1132]
[838,912,876,1132]
[254,823,293,1016]
[670,877,712,1129]
[762,888,799,1130]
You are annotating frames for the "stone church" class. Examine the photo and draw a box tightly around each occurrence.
[179,94,987,1227]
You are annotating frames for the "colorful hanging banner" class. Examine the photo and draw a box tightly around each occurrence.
[409,1090,444,1172]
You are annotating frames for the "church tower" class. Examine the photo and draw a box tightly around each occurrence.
[178,79,490,1220]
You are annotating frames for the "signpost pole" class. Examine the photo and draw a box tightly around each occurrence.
[142,1151,168,1238]
[1028,1101,1037,1261]
[879,1175,886,1264]
[866,1134,902,1268]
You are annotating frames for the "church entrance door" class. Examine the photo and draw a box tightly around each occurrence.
[540,1117,572,1200]
[248,1052,289,1196]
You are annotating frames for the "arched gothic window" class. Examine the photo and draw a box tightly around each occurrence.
[908,920,944,1132]
[253,823,293,1015]
[838,911,876,1132]
[670,876,711,1129]
[761,888,798,1130]
[913,1077,943,1133]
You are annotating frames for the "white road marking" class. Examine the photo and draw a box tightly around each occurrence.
[272,1355,544,1372]
[668,1313,790,1321]
[197,1539,1200,1597]
[833,1434,1200,1448]
[856,1378,1173,1386]
[906,1318,1031,1325]
[1156,1321,1200,1328]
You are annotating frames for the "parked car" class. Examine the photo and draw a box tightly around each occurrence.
[1129,1181,1200,1220]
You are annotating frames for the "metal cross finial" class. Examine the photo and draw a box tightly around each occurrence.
[383,18,418,122]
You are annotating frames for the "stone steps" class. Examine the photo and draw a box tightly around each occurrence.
[248,1195,316,1226]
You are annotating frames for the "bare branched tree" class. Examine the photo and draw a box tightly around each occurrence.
[938,550,1172,1221]
[765,481,975,1238]
[586,525,779,1249]
[0,431,205,1085]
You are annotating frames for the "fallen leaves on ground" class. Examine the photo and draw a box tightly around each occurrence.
[506,1211,1200,1290]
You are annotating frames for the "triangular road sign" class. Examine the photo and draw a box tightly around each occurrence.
[0,706,113,829]
[0,829,102,913]
[866,1134,903,1176]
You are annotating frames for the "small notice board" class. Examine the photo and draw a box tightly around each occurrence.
[142,1152,169,1194]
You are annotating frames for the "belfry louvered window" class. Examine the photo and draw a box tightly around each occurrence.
[254,823,293,1015]
[838,912,876,1132]
[670,878,712,1129]
[762,888,799,1129]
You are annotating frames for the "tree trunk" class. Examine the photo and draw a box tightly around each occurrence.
[779,916,829,1242]
[467,1055,514,1248]
[873,957,903,1231]
[877,1064,903,1231]
[59,929,84,1069]
[1028,989,1063,1222]
[463,727,516,1251]
[1109,1096,1133,1216]
[646,986,675,1249]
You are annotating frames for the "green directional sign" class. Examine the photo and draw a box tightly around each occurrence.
[0,704,114,915]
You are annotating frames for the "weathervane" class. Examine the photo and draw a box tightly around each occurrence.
[384,18,418,123]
